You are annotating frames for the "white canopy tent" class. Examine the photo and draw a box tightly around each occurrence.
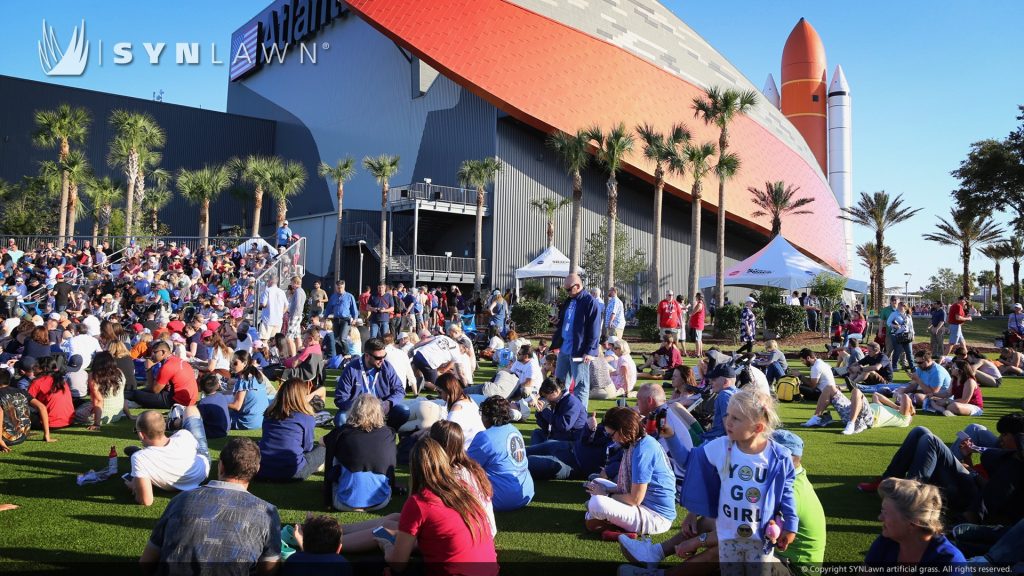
[236,237,275,254]
[514,246,584,297]
[698,235,868,293]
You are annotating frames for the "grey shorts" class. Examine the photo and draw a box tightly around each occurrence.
[831,392,874,429]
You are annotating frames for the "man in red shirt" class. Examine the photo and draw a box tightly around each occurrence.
[946,294,972,354]
[130,341,199,408]
[657,290,681,339]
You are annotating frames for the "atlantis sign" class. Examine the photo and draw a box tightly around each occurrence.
[230,0,348,81]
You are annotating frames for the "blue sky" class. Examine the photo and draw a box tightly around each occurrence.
[3,0,1023,292]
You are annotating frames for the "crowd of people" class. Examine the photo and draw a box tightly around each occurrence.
[1,256,1021,572]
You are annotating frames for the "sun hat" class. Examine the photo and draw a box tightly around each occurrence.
[772,429,804,457]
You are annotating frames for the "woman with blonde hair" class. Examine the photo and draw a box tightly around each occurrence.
[865,477,965,565]
[204,331,233,378]
[256,377,325,481]
[107,340,138,399]
[380,437,498,575]
[323,394,396,511]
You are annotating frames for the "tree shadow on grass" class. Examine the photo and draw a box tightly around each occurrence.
[0,546,130,566]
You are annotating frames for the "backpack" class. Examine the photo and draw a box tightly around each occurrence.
[775,376,802,402]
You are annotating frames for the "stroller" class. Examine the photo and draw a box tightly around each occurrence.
[688,351,756,431]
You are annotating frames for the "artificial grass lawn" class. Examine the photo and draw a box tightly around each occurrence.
[1,342,1019,568]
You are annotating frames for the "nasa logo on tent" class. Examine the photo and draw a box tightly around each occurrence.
[729,270,741,277]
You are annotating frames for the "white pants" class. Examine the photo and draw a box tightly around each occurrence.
[719,536,777,576]
[585,495,672,535]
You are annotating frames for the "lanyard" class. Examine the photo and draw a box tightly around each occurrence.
[359,359,380,395]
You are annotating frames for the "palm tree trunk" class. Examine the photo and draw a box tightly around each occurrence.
[714,130,729,307]
[875,232,885,314]
[688,183,702,306]
[91,213,99,248]
[650,165,664,303]
[546,218,555,248]
[475,186,484,294]
[152,208,159,236]
[334,183,344,285]
[276,197,287,229]
[1014,260,1020,304]
[568,171,583,274]
[995,262,1004,314]
[379,184,388,284]
[67,183,79,240]
[101,205,111,243]
[124,153,138,241]
[251,186,264,237]
[604,178,618,324]
[200,200,210,250]
[962,249,971,298]
[58,171,69,244]
[772,217,782,238]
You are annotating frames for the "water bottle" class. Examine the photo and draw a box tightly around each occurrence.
[107,445,118,476]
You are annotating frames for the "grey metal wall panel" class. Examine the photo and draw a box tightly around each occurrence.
[0,74,275,237]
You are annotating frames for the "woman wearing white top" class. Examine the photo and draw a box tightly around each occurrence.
[205,331,233,378]
[436,372,484,449]
[609,339,638,398]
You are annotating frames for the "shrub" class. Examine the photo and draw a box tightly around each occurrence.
[762,304,807,339]
[510,299,551,335]
[714,304,741,343]
[637,304,659,342]
[753,286,786,306]
[520,279,545,302]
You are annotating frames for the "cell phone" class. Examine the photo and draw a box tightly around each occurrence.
[372,526,396,544]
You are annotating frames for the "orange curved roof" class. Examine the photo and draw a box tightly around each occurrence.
[345,0,848,274]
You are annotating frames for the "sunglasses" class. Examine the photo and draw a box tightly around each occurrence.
[370,353,387,361]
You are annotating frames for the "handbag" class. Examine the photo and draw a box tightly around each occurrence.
[897,332,913,344]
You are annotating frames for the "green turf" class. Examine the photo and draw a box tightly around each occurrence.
[1,342,1019,567]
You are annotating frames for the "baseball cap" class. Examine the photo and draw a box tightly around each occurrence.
[201,329,214,338]
[132,323,144,333]
[48,313,61,321]
[707,363,738,379]
[772,429,804,457]
[397,332,409,341]
[17,356,38,371]
[746,296,757,304]
[1015,303,1022,310]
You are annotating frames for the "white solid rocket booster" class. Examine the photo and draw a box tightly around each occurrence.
[827,64,853,267]
[762,74,781,110]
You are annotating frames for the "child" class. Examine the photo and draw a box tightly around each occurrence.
[283,514,350,576]
[196,373,230,440]
[680,387,798,574]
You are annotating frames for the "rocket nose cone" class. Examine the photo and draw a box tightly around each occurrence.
[782,18,826,66]
[829,64,849,93]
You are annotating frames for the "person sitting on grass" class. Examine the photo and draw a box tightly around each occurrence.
[617,429,825,574]
[864,478,965,567]
[430,420,497,536]
[531,378,587,445]
[140,438,281,574]
[256,378,326,482]
[27,355,73,434]
[801,375,877,435]
[750,340,788,386]
[584,407,677,540]
[679,387,797,569]
[965,348,1002,388]
[283,514,351,576]
[894,350,953,409]
[527,410,614,482]
[126,406,211,507]
[378,438,498,576]
[832,338,865,381]
[322,394,396,512]
[73,351,125,430]
[0,370,49,452]
[925,358,983,417]
[333,337,405,428]
[700,363,740,443]
[227,350,270,430]
[437,372,485,449]
[196,373,230,440]
[640,334,682,377]
[845,341,894,391]
[795,348,837,404]
[468,396,534,512]
[997,347,1023,376]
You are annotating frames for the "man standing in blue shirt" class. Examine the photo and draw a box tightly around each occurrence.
[605,286,626,339]
[276,220,293,248]
[333,338,405,428]
[367,284,394,339]
[552,273,601,409]
[325,281,358,356]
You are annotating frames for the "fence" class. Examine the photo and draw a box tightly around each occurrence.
[251,237,307,332]
[4,234,264,257]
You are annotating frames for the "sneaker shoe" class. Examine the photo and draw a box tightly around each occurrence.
[619,535,665,568]
[858,477,882,492]
[509,408,523,422]
[818,412,834,427]
[854,420,870,434]
[842,421,857,435]
[602,529,637,542]
[617,565,665,576]
[801,415,823,427]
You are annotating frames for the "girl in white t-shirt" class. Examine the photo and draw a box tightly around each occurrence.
[436,372,484,449]
[680,387,798,574]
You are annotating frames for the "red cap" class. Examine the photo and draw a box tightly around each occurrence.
[202,329,214,338]
[132,323,144,333]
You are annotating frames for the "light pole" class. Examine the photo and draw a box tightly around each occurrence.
[904,272,912,305]
[358,240,366,292]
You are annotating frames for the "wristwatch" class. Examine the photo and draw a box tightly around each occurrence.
[698,532,709,546]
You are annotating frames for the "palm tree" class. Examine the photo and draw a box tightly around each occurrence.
[458,157,504,294]
[33,104,91,243]
[637,123,690,301]
[107,110,165,240]
[61,150,92,239]
[362,154,401,283]
[141,186,173,238]
[233,155,282,237]
[693,86,758,305]
[586,123,635,298]
[547,129,592,275]
[923,208,1004,298]
[268,160,308,228]
[676,141,716,302]
[226,184,253,233]
[979,243,1006,314]
[976,270,998,311]
[83,176,122,246]
[840,191,922,314]
[529,197,571,249]
[177,164,234,249]
[748,181,816,237]
[996,237,1024,304]
[856,242,898,309]
[319,158,357,284]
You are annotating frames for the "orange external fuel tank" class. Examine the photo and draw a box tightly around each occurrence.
[781,18,828,173]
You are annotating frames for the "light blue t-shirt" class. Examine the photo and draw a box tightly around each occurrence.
[631,434,677,521]
[915,363,952,394]
[561,299,577,352]
[231,374,269,430]
[605,296,625,329]
[467,424,534,512]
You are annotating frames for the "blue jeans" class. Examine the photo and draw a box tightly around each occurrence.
[555,352,591,409]
[370,321,390,339]
[891,337,912,369]
[883,426,976,509]
[181,416,210,461]
[948,423,1000,463]
[764,361,786,385]
[527,440,579,480]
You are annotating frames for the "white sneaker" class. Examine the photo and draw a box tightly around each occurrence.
[802,415,823,427]
[617,564,664,576]
[509,408,523,422]
[124,400,141,409]
[842,421,857,435]
[854,420,870,433]
[618,535,664,568]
